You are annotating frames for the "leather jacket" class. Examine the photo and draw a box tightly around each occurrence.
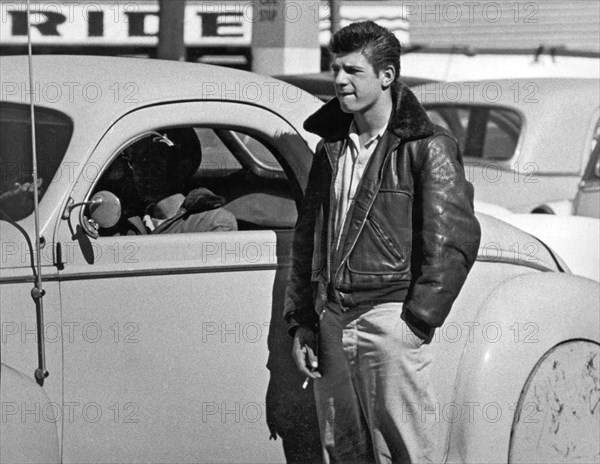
[284,82,481,341]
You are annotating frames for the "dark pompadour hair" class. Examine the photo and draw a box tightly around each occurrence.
[329,21,401,79]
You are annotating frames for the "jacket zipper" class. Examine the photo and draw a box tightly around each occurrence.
[332,137,402,288]
[323,143,338,289]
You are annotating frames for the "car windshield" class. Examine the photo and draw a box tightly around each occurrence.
[425,105,522,161]
[0,102,73,221]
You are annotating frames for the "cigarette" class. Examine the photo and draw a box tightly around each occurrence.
[302,377,310,389]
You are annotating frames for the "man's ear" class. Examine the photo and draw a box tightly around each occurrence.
[380,65,396,90]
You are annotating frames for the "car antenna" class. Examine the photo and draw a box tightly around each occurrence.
[26,0,49,387]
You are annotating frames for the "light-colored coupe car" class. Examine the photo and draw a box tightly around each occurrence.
[413,78,600,213]
[1,56,598,464]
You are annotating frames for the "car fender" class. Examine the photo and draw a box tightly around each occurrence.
[0,364,60,464]
[446,272,599,464]
[500,214,600,282]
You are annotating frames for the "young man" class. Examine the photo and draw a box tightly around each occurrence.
[284,21,481,463]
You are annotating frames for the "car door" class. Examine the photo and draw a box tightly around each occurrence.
[53,101,312,463]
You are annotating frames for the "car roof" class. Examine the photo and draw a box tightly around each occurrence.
[0,55,323,142]
[412,78,600,173]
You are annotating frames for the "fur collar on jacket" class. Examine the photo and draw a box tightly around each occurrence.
[303,81,435,143]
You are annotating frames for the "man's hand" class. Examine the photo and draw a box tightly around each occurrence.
[0,179,43,220]
[292,326,321,379]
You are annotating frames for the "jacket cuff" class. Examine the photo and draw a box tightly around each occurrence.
[401,308,436,344]
[286,315,319,337]
[287,316,301,337]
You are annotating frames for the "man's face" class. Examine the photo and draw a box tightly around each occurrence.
[331,50,387,114]
[125,142,175,204]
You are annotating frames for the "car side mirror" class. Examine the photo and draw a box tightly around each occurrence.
[63,191,121,239]
[88,191,122,229]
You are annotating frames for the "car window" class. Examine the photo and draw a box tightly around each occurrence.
[426,105,521,161]
[194,128,242,173]
[196,128,284,178]
[0,103,73,221]
[92,126,296,235]
[426,107,469,150]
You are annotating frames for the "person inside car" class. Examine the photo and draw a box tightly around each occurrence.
[102,128,237,235]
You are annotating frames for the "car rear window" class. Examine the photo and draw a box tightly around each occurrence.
[425,105,522,161]
[0,102,73,221]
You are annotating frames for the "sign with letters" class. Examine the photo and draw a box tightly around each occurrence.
[0,1,409,47]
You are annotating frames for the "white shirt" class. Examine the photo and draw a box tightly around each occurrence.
[333,120,387,246]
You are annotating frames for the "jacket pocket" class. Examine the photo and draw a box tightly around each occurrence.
[345,187,413,276]
[368,216,406,262]
[347,216,410,275]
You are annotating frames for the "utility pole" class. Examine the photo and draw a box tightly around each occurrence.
[157,0,186,61]
[251,1,320,75]
[329,0,341,34]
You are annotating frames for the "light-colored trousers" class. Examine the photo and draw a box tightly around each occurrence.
[314,301,442,464]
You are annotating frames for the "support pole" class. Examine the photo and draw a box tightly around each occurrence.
[251,0,320,75]
[158,0,186,61]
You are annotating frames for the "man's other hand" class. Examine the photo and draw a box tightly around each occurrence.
[292,326,322,379]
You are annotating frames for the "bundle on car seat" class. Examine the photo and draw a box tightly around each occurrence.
[150,188,226,234]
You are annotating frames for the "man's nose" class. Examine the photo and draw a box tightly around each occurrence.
[334,70,349,86]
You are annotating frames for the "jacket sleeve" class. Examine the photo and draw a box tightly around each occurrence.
[403,131,481,340]
[283,145,326,334]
